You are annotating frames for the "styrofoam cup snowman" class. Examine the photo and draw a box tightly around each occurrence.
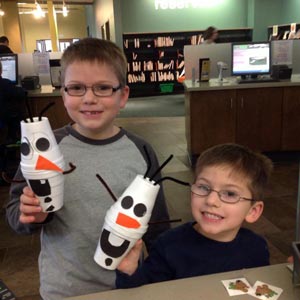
[20,117,65,212]
[94,175,160,270]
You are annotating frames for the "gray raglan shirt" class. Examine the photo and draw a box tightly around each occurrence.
[6,125,170,300]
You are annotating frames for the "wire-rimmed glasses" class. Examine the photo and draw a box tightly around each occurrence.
[63,83,122,97]
[191,183,254,204]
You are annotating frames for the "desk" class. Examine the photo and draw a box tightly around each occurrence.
[184,75,300,162]
[65,264,299,300]
[27,85,71,129]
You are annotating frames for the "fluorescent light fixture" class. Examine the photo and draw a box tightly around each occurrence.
[33,0,45,18]
[0,2,4,16]
[62,0,68,17]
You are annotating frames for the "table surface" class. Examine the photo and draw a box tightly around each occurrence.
[65,263,300,300]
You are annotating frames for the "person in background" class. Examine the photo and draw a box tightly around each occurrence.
[6,38,170,300]
[116,143,273,288]
[0,61,26,143]
[0,36,13,53]
[202,26,219,44]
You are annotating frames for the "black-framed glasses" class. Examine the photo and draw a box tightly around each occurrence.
[191,184,254,204]
[63,84,122,97]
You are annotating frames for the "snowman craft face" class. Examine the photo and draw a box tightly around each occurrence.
[20,116,65,212]
[94,151,189,270]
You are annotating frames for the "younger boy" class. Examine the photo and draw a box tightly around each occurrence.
[116,143,273,288]
[6,38,170,300]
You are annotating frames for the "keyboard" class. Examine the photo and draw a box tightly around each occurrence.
[238,77,279,84]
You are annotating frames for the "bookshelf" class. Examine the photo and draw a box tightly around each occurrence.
[268,23,300,40]
[123,28,253,97]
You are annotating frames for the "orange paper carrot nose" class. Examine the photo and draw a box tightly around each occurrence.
[35,155,63,172]
[116,212,141,229]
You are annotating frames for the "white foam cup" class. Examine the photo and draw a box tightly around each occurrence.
[94,217,146,270]
[110,175,160,227]
[22,169,65,212]
[20,117,64,170]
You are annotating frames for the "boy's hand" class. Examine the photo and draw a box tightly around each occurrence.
[117,239,143,275]
[19,186,48,224]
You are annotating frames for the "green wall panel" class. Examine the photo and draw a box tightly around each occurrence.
[121,0,247,33]
[280,0,300,24]
[120,0,300,41]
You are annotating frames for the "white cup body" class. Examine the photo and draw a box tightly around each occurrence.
[20,117,64,171]
[94,217,146,270]
[23,170,65,212]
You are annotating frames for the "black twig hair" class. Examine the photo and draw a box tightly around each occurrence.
[96,173,118,202]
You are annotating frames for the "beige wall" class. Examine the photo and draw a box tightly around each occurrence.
[0,3,87,53]
[0,17,4,36]
[1,1,22,52]
[19,7,87,53]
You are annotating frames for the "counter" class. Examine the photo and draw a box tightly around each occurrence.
[27,85,71,129]
[184,75,300,162]
[184,75,300,91]
[65,264,300,300]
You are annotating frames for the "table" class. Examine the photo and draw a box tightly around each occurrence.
[65,263,300,300]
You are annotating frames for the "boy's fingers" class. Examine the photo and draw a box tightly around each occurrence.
[133,239,143,251]
[127,239,143,260]
[20,191,40,207]
[23,186,35,197]
[19,214,36,224]
[20,202,42,214]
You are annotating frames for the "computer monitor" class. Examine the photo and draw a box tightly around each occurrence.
[231,41,271,79]
[0,53,18,84]
[49,59,61,88]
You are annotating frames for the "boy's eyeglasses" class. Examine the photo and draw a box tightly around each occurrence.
[63,84,122,97]
[190,184,255,204]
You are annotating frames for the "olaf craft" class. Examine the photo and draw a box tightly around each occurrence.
[20,103,66,212]
[94,149,189,270]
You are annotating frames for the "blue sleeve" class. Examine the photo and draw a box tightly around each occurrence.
[116,237,174,288]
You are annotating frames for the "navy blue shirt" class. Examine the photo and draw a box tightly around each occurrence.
[116,222,269,288]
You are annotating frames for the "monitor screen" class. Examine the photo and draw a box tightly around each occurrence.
[231,42,271,78]
[0,53,18,84]
[49,59,61,88]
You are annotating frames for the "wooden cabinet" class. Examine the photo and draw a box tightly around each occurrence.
[185,84,300,160]
[28,96,72,130]
[281,86,300,150]
[267,23,300,40]
[236,88,282,151]
[186,90,236,156]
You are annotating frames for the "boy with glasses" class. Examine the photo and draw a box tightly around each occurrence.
[6,38,170,299]
[116,143,273,288]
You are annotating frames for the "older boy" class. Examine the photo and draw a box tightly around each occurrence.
[6,38,170,300]
[116,143,273,288]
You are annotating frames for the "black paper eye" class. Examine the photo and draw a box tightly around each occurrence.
[36,137,50,151]
[134,203,147,217]
[121,196,133,209]
[21,142,30,156]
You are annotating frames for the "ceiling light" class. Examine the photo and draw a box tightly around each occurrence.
[0,2,4,16]
[33,0,45,18]
[62,0,68,17]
